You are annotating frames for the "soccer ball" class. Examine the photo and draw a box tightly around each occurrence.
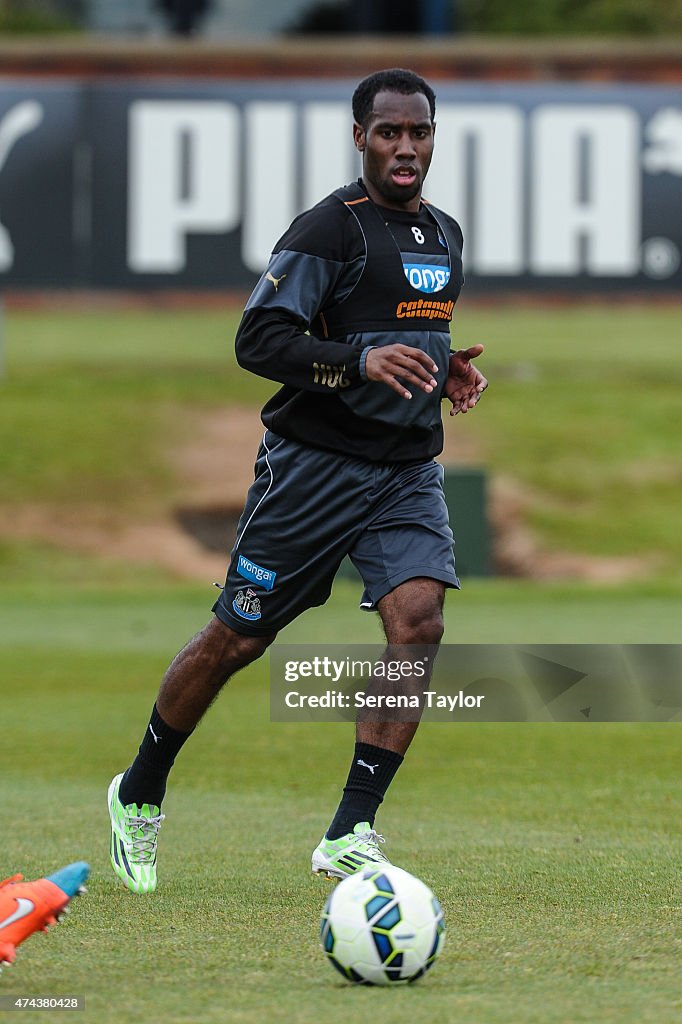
[319,865,445,985]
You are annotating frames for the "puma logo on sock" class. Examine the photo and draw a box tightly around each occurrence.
[148,724,161,744]
[357,759,379,774]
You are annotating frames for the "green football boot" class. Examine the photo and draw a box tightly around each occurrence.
[108,773,165,894]
[312,822,391,880]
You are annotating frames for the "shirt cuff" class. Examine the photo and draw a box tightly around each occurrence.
[358,346,375,382]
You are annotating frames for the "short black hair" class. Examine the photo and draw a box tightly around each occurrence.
[352,69,436,129]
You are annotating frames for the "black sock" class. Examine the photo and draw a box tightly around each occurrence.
[326,742,404,840]
[118,704,192,808]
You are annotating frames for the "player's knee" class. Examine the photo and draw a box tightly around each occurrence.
[228,631,275,666]
[411,612,444,646]
[206,616,275,672]
[390,608,444,646]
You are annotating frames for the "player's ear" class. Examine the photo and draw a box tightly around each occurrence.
[353,122,366,152]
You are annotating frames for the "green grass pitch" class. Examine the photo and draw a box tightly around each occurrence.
[0,303,680,1021]
[1,581,680,1023]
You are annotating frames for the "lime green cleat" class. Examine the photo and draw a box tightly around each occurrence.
[311,822,391,880]
[108,773,164,895]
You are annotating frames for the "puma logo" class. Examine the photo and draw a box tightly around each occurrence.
[148,724,161,744]
[266,271,287,291]
[357,759,379,775]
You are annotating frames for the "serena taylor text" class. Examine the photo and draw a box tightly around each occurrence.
[284,691,485,711]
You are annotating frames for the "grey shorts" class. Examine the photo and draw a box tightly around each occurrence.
[212,430,460,636]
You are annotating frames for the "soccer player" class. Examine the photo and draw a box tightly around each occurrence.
[0,862,89,970]
[108,68,487,893]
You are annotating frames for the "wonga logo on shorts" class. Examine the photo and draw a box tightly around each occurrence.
[237,554,277,590]
[402,263,451,294]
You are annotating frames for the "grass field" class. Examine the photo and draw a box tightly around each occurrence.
[1,583,681,1023]
[0,303,680,1021]
[2,303,681,566]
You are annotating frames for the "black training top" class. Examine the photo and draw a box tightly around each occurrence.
[235,179,464,464]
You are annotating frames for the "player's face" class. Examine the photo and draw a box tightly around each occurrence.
[354,90,435,212]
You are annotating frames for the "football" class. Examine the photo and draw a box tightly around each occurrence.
[319,865,445,985]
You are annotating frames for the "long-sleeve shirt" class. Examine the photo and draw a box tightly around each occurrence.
[235,180,464,464]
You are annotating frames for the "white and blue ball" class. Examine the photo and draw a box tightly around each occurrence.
[320,865,445,985]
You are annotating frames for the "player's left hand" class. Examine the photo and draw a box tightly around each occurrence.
[443,344,488,416]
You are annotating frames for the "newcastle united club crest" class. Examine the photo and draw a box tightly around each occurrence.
[232,587,262,621]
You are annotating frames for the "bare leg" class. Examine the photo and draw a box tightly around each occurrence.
[356,577,445,754]
[322,578,446,843]
[110,615,278,890]
[117,615,277,809]
[156,616,277,732]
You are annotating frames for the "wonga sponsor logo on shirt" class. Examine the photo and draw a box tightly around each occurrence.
[400,249,451,294]
[402,262,451,293]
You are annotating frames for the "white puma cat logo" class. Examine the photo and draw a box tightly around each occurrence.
[148,724,161,744]
[266,271,287,291]
[357,759,379,775]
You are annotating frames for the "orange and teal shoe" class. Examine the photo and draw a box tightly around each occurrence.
[0,862,90,970]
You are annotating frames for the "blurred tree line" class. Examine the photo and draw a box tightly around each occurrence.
[1,0,681,36]
[0,0,83,32]
[294,0,682,34]
[460,0,682,35]
[0,0,209,35]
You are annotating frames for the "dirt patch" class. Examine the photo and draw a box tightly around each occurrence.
[0,408,263,581]
[174,406,264,507]
[0,407,654,584]
[489,477,659,583]
[0,503,228,581]
[165,409,659,581]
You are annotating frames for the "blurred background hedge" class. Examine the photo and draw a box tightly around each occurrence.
[2,0,682,37]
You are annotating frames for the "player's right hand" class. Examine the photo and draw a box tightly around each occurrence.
[364,344,438,400]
